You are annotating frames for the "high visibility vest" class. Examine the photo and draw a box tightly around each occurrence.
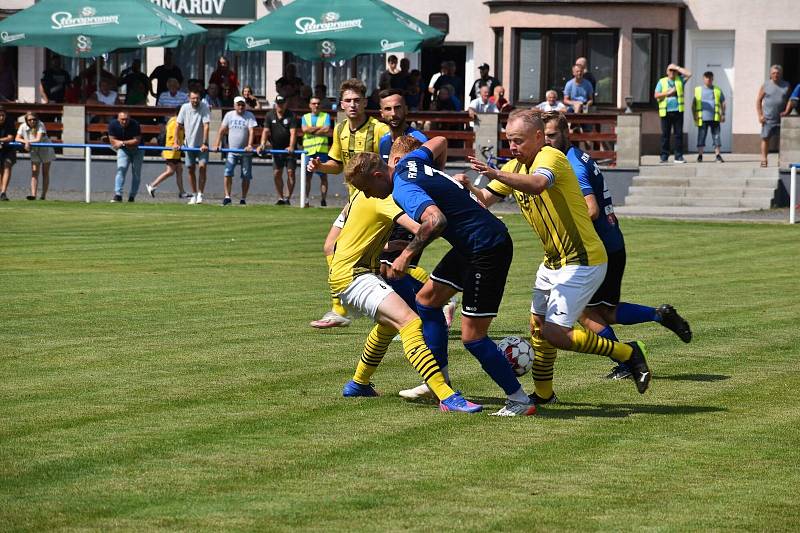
[302,112,330,154]
[694,85,722,126]
[658,76,684,117]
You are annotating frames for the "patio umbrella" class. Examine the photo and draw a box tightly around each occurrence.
[226,0,445,61]
[0,0,206,58]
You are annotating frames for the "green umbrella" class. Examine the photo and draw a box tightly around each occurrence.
[226,0,445,61]
[0,0,205,58]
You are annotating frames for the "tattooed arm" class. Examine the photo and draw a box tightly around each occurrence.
[387,205,447,279]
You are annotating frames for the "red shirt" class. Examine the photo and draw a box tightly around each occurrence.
[210,69,239,93]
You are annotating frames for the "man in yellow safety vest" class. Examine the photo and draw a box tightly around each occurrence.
[693,71,726,163]
[654,63,692,164]
[301,97,332,206]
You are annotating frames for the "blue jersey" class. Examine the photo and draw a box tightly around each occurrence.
[567,146,625,254]
[392,147,508,256]
[379,126,428,161]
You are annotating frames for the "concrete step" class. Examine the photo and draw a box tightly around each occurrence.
[627,185,777,198]
[632,176,779,188]
[623,195,772,208]
[615,205,755,217]
[637,164,779,178]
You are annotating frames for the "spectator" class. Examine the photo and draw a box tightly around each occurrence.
[15,112,55,200]
[563,64,594,113]
[157,78,188,108]
[434,61,464,109]
[391,58,411,91]
[214,96,257,206]
[757,64,791,167]
[427,61,449,109]
[574,57,597,101]
[0,108,17,200]
[149,55,183,99]
[39,56,71,104]
[366,86,382,111]
[119,59,149,104]
[79,59,116,97]
[404,69,424,111]
[210,56,239,95]
[145,106,188,199]
[107,111,143,202]
[301,96,332,206]
[537,90,567,112]
[469,63,501,101]
[432,84,459,112]
[492,85,512,112]
[176,89,211,205]
[380,55,402,89]
[468,85,498,120]
[259,95,299,205]
[313,84,332,109]
[64,79,83,104]
[203,83,221,108]
[276,63,304,98]
[783,82,800,115]
[290,84,311,109]
[654,63,692,164]
[242,85,261,110]
[220,83,235,108]
[693,71,727,163]
[87,78,120,106]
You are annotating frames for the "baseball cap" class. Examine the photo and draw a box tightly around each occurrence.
[275,95,286,104]
[233,96,246,105]
[479,63,490,70]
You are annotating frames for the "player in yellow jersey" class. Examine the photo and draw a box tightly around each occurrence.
[466,109,652,400]
[307,78,390,329]
[328,155,481,413]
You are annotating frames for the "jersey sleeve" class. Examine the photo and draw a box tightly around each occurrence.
[791,84,800,100]
[531,148,558,188]
[411,130,428,143]
[393,173,435,222]
[328,125,342,162]
[569,151,594,195]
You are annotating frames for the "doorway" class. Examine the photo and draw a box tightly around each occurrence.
[771,43,800,87]
[688,40,734,153]
[421,45,467,109]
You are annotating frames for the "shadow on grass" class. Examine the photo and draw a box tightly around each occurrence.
[656,373,731,382]
[535,402,727,419]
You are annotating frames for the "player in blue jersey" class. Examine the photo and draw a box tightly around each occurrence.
[540,111,692,379]
[346,136,537,416]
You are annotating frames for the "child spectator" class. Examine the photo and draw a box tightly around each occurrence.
[145,106,189,199]
[15,112,54,200]
[241,85,261,110]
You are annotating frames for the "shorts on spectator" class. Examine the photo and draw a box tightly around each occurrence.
[586,248,625,307]
[0,150,16,167]
[697,121,722,148]
[761,122,780,140]
[30,147,55,164]
[430,234,513,318]
[338,273,395,320]
[531,262,607,327]
[224,153,253,180]
[332,209,346,229]
[185,150,209,168]
[272,152,297,170]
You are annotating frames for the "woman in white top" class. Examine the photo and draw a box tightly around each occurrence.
[88,79,120,106]
[15,112,55,200]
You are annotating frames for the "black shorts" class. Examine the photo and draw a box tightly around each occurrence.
[587,248,626,307]
[272,152,297,170]
[379,223,422,266]
[0,149,16,166]
[430,234,513,317]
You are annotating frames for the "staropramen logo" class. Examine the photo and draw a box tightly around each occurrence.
[295,12,362,35]
[137,34,163,45]
[51,7,120,30]
[0,31,26,44]
[245,36,272,49]
[381,39,404,52]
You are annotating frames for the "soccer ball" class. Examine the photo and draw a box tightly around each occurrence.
[498,336,535,376]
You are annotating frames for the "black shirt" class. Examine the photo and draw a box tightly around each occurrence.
[108,118,142,141]
[264,109,298,149]
[469,76,501,100]
[41,68,71,103]
[0,119,16,154]
[149,65,184,96]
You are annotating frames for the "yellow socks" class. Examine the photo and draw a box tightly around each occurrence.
[399,318,454,400]
[531,317,557,399]
[326,254,348,317]
[352,323,395,385]
[407,265,430,284]
[570,327,633,361]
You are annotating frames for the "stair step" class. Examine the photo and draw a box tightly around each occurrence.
[632,176,779,188]
[615,205,755,216]
[623,195,772,208]
[638,164,779,178]
[627,186,777,198]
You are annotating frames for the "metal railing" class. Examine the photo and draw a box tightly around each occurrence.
[791,163,799,224]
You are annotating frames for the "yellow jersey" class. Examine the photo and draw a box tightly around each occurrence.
[328,116,389,194]
[162,117,184,160]
[486,146,607,268]
[329,190,403,294]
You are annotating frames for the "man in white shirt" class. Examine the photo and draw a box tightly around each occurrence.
[468,85,498,120]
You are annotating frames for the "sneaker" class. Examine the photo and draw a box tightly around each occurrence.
[606,364,632,380]
[39,195,46,200]
[342,380,379,397]
[399,383,436,400]
[128,197,135,202]
[239,199,247,205]
[624,341,651,394]
[110,195,123,203]
[275,198,286,205]
[715,154,724,163]
[26,195,36,200]
[146,184,156,197]
[221,197,232,206]
[528,391,558,405]
[285,198,291,206]
[656,304,692,343]
[196,192,204,204]
[674,158,687,164]
[178,191,191,199]
[439,392,482,413]
[187,195,197,205]
[0,192,7,201]
[320,199,327,207]
[310,311,351,329]
[490,399,537,417]
[659,159,669,164]
[443,298,457,328]
[696,154,703,163]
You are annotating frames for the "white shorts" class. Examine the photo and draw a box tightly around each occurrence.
[531,263,607,327]
[338,273,395,320]
[332,210,346,229]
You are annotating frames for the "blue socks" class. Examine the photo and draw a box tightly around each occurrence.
[597,325,619,341]
[416,301,449,368]
[615,302,658,325]
[464,337,521,395]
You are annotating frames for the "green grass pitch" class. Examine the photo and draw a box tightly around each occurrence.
[1,202,799,531]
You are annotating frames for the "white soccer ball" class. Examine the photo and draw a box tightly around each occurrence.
[498,336,535,377]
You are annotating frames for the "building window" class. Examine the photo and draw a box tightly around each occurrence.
[514,29,618,106]
[429,13,449,35]
[631,30,672,104]
[493,27,504,83]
